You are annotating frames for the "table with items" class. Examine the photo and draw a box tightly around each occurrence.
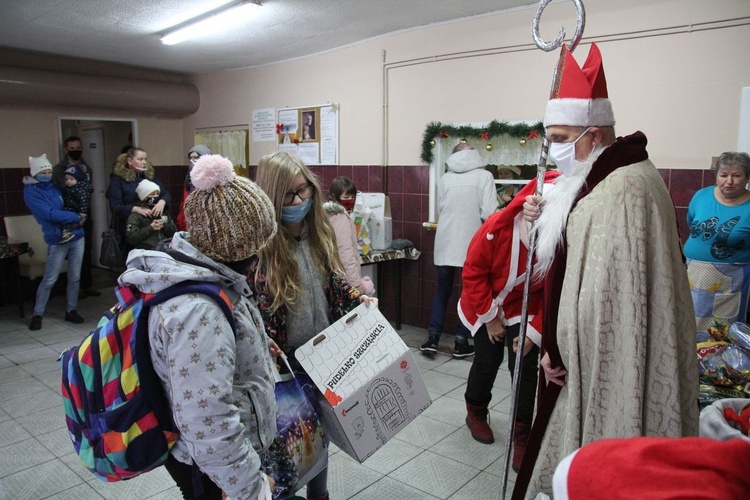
[359,246,420,330]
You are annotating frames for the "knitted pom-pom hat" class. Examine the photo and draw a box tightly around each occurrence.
[185,154,277,262]
[29,154,52,177]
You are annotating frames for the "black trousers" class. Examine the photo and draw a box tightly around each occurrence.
[464,323,539,425]
[165,455,223,500]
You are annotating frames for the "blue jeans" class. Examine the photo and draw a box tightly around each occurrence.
[428,265,470,341]
[33,237,84,316]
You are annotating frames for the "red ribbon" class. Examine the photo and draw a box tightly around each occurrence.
[527,130,540,140]
[276,124,284,134]
[293,138,300,144]
[480,131,490,140]
[438,131,449,138]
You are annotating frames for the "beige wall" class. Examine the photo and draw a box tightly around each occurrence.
[1,0,747,171]
[189,0,750,169]
[0,106,185,170]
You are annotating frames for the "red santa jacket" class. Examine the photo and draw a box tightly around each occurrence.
[458,171,559,346]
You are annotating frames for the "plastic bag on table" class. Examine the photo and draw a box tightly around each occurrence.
[728,322,750,351]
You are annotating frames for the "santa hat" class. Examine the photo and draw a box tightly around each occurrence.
[29,154,52,177]
[552,437,750,499]
[543,43,615,128]
[135,179,160,201]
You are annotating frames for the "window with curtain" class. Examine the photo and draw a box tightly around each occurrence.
[194,129,249,172]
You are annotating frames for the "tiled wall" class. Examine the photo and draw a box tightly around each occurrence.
[1,164,717,333]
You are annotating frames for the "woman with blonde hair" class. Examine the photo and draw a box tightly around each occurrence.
[250,151,375,500]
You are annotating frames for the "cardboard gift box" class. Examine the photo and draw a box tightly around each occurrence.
[356,192,392,250]
[294,303,432,462]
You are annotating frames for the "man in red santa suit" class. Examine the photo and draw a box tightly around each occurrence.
[515,43,698,499]
[458,170,559,472]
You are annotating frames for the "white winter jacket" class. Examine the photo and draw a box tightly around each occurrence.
[118,232,275,500]
[434,149,498,266]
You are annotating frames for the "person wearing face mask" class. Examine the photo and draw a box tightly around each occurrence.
[516,44,698,499]
[106,147,171,251]
[176,144,212,231]
[52,136,100,297]
[23,154,87,331]
[250,151,377,500]
[124,180,178,250]
[323,176,375,295]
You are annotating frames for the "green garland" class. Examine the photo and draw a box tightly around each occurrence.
[421,120,544,164]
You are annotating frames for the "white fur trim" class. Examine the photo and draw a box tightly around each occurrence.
[544,98,615,128]
[551,449,578,500]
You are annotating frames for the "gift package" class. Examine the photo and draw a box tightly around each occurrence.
[295,303,431,462]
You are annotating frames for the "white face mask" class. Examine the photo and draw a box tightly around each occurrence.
[548,127,592,176]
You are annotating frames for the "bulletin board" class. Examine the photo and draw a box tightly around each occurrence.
[277,104,339,165]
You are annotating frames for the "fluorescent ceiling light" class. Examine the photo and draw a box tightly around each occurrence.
[161,0,262,46]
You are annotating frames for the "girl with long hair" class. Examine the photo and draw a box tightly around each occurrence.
[250,151,376,500]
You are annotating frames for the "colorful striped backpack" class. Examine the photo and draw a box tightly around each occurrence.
[60,281,235,482]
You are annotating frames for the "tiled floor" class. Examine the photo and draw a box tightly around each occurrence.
[0,287,518,499]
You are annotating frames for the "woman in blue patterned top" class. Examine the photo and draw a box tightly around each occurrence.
[685,151,750,339]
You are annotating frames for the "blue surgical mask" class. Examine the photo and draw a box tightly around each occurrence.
[281,197,313,224]
[35,173,52,182]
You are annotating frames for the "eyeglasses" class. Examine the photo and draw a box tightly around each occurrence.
[283,184,313,206]
[189,156,200,164]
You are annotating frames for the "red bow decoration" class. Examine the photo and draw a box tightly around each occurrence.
[480,131,490,140]
[724,405,750,436]
[438,131,448,138]
[276,124,284,134]
[527,130,540,140]
[293,138,299,144]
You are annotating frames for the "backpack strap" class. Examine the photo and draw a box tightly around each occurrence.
[132,280,238,444]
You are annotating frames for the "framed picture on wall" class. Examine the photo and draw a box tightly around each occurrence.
[301,110,317,141]
[277,104,339,165]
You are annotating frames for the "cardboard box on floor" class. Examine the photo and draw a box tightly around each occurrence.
[356,192,392,250]
[294,303,432,463]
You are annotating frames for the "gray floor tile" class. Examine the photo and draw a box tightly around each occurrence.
[0,337,45,356]
[350,475,440,500]
[0,437,55,478]
[45,482,106,499]
[0,365,31,384]
[0,355,13,369]
[3,386,61,418]
[358,435,424,475]
[0,406,11,424]
[0,419,33,448]
[389,450,480,499]
[448,470,512,500]
[19,405,67,434]
[34,368,64,390]
[38,426,76,458]
[432,358,472,379]
[3,345,61,365]
[393,415,459,450]
[86,464,176,499]
[0,459,84,499]
[19,356,61,376]
[421,395,467,428]
[422,371,466,398]
[147,486,186,499]
[0,377,50,402]
[327,451,384,499]
[414,351,452,372]
[429,425,503,470]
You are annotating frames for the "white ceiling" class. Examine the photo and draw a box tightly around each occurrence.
[0,0,536,75]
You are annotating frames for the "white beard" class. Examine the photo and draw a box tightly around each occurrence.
[531,146,605,281]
